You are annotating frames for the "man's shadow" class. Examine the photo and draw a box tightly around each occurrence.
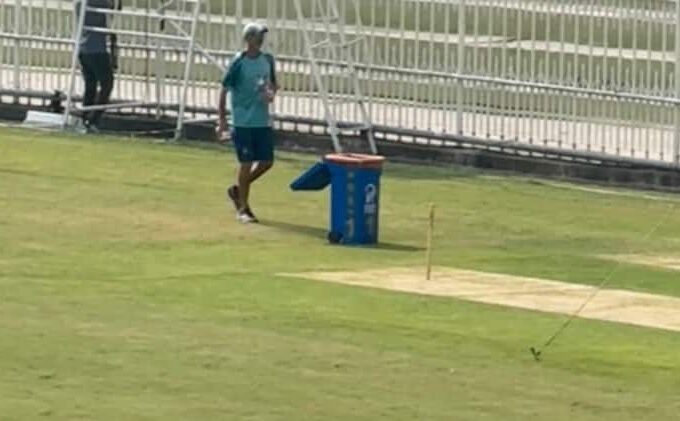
[259,220,424,252]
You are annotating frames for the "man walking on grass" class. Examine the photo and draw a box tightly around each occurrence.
[216,23,278,224]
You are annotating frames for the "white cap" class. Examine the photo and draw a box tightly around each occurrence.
[242,22,269,40]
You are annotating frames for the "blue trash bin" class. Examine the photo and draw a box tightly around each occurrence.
[291,154,385,245]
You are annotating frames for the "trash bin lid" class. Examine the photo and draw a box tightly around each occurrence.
[324,153,385,169]
[290,162,331,191]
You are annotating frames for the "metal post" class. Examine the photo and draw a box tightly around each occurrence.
[456,0,465,135]
[13,0,22,93]
[174,0,202,140]
[155,0,166,119]
[675,0,680,165]
[155,42,164,119]
[234,0,243,50]
[63,0,88,129]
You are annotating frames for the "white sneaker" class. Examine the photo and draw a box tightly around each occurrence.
[237,211,257,224]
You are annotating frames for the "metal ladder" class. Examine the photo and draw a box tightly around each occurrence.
[292,0,377,154]
[64,0,215,139]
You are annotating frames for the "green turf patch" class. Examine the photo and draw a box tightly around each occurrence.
[1,127,679,420]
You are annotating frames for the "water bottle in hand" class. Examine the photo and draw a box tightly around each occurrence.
[258,77,275,103]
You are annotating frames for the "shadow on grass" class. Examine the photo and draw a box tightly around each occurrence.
[260,220,327,239]
[260,220,423,253]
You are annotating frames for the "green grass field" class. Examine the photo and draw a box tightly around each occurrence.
[2,127,680,420]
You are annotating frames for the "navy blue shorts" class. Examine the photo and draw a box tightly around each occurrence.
[232,127,274,163]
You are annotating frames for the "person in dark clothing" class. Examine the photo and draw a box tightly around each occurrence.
[74,0,116,131]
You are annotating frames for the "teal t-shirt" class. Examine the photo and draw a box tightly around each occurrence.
[222,52,277,128]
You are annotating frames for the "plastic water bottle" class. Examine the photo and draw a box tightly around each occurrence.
[257,77,266,92]
[258,77,273,102]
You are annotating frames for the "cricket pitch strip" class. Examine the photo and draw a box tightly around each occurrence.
[286,267,680,332]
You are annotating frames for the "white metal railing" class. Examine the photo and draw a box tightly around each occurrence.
[1,0,680,166]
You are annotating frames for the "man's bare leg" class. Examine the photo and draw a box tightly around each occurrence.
[237,163,252,213]
[230,161,273,223]
[248,161,273,183]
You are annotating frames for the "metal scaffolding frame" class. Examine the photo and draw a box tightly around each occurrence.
[293,0,377,154]
[64,0,223,139]
[3,0,680,167]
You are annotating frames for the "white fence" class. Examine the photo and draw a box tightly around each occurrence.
[2,0,680,166]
